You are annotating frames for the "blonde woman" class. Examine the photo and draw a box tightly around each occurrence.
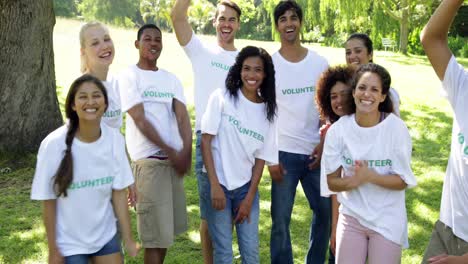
[79,21,122,129]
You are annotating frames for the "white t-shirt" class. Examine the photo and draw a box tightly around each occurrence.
[102,74,123,129]
[389,87,400,116]
[201,89,278,190]
[118,65,186,161]
[272,50,329,155]
[183,33,238,131]
[321,114,417,247]
[439,55,468,243]
[31,124,134,256]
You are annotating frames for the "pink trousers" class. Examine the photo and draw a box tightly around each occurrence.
[336,214,402,264]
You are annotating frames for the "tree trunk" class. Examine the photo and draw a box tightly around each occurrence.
[399,0,410,54]
[0,0,62,153]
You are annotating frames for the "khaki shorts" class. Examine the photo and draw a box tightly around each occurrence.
[133,158,187,248]
[422,220,468,263]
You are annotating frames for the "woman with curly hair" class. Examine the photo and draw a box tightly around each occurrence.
[315,65,354,262]
[201,46,277,263]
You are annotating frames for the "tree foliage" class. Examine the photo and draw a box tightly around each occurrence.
[52,0,467,55]
[319,0,434,54]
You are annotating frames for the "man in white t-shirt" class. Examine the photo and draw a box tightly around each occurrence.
[118,24,192,264]
[171,1,240,262]
[420,0,468,263]
[267,1,330,264]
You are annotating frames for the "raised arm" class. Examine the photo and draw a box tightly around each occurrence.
[171,0,194,46]
[420,0,463,80]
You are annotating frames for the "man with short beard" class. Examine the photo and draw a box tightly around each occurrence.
[171,1,241,263]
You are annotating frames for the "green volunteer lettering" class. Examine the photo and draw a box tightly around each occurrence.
[143,90,175,98]
[68,176,115,191]
[225,114,264,143]
[281,86,315,95]
[211,61,231,71]
[342,156,393,168]
[458,133,464,144]
[104,109,121,118]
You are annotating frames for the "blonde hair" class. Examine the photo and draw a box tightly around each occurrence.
[79,21,108,73]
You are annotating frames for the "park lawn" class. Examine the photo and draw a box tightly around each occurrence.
[1,18,467,263]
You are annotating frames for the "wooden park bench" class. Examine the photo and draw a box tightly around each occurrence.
[381,37,397,52]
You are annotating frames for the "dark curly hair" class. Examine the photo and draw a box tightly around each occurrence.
[225,46,277,122]
[346,63,394,114]
[315,65,354,123]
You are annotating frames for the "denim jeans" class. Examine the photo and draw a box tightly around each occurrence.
[207,181,260,264]
[64,232,121,263]
[270,151,331,264]
[195,131,210,219]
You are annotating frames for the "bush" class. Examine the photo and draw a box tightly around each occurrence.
[448,36,467,57]
[322,32,348,48]
[460,42,468,58]
[53,0,77,17]
[408,27,425,55]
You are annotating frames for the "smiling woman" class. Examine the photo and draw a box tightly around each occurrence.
[79,21,123,129]
[322,63,416,264]
[30,74,139,263]
[201,46,277,263]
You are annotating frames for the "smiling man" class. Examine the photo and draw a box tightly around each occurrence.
[118,24,192,264]
[267,1,331,264]
[171,1,241,263]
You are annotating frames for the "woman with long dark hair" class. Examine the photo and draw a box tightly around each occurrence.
[31,75,138,263]
[345,33,401,116]
[322,64,416,263]
[201,46,277,263]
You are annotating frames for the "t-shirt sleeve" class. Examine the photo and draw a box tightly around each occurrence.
[320,124,342,197]
[182,31,204,60]
[201,89,223,136]
[172,75,187,105]
[118,68,143,112]
[31,138,62,200]
[256,120,279,165]
[442,55,467,110]
[112,133,135,190]
[390,122,417,188]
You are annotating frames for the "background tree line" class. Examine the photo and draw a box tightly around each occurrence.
[55,0,468,56]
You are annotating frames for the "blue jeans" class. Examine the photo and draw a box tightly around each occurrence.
[207,181,260,264]
[64,232,121,263]
[270,151,331,264]
[195,131,210,219]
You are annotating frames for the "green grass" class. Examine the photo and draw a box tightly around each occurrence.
[0,18,463,263]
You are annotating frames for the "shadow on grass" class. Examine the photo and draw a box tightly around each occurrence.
[379,52,468,68]
[379,53,433,67]
[406,177,443,258]
[0,153,46,263]
[401,104,453,172]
